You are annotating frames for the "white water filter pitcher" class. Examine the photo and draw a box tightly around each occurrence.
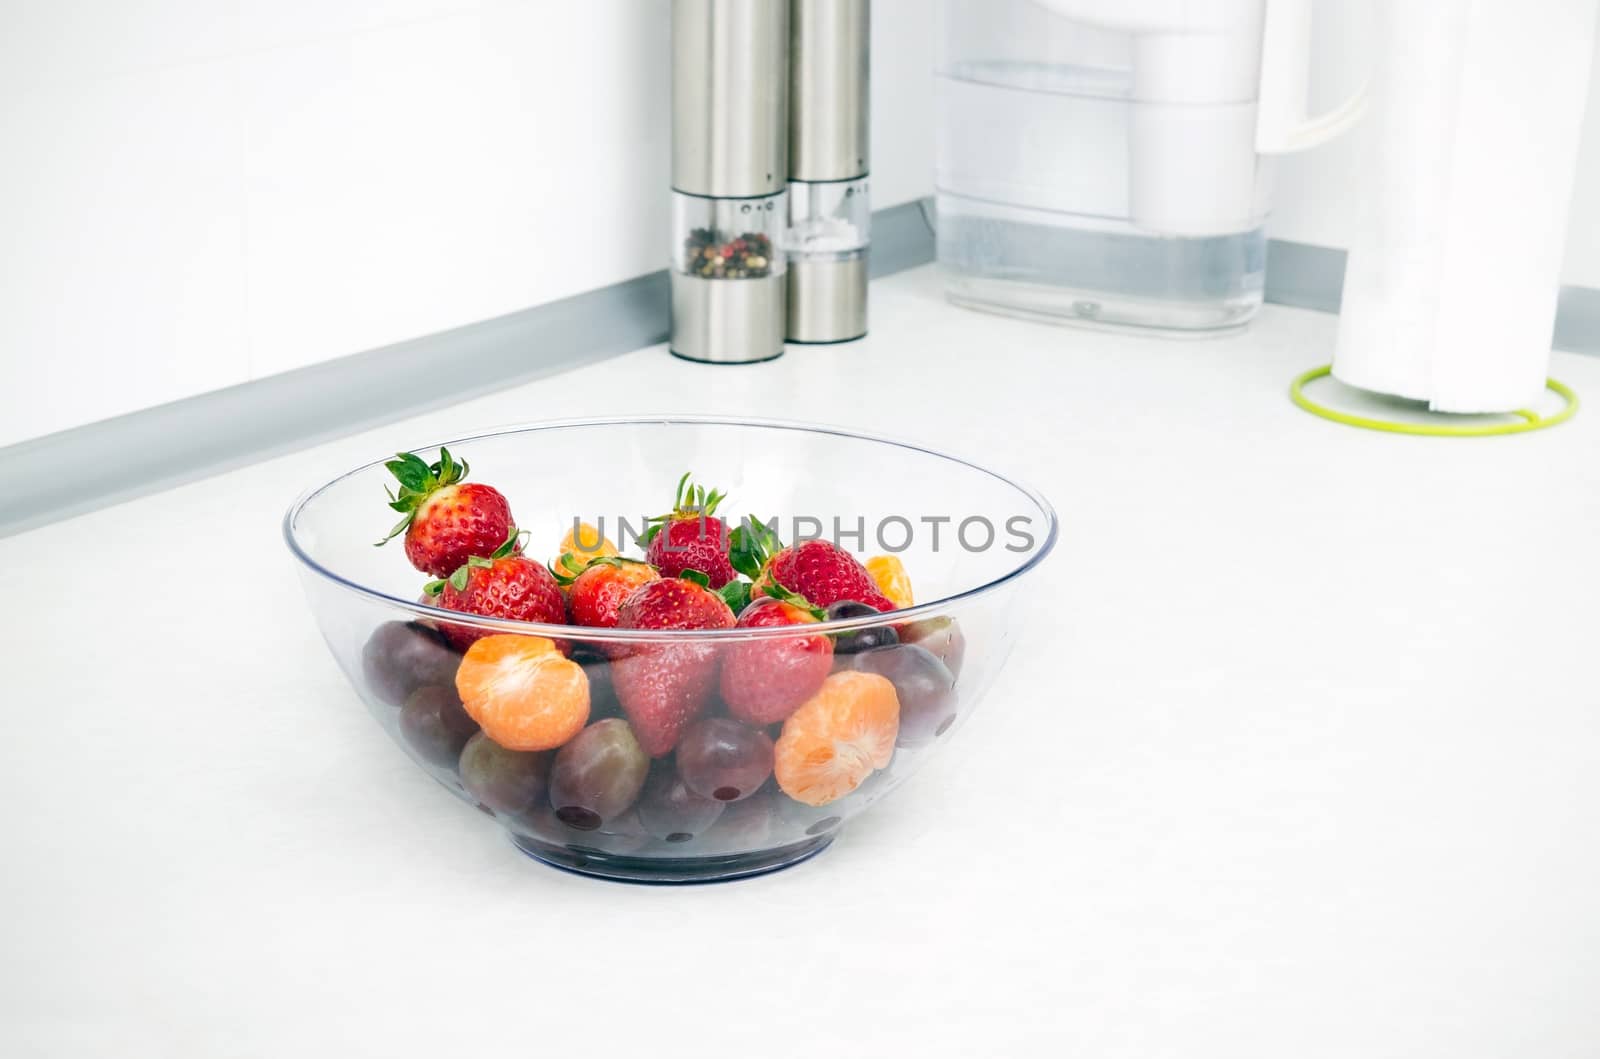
[936,0,1364,333]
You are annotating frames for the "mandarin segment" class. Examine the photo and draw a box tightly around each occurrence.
[553,522,619,578]
[864,555,914,609]
[774,671,900,807]
[455,635,589,751]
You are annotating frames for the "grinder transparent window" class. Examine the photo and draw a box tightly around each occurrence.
[786,177,870,262]
[671,191,788,278]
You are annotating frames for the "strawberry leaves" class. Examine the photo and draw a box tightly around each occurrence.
[550,552,650,587]
[375,446,470,546]
[454,559,487,591]
[673,472,726,519]
[427,527,523,595]
[755,579,826,621]
[641,472,728,545]
[489,526,525,560]
[719,580,753,615]
[728,514,782,580]
[550,552,582,586]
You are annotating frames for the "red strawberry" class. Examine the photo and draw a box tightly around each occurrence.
[377,448,516,578]
[562,557,661,629]
[762,538,895,611]
[642,474,736,588]
[610,575,736,757]
[720,585,833,726]
[427,537,566,652]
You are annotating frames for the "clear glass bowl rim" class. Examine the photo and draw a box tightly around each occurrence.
[283,415,1058,644]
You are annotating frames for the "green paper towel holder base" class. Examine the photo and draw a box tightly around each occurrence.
[1290,365,1578,437]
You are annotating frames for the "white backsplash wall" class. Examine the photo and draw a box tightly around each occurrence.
[0,0,935,448]
[4,0,1594,449]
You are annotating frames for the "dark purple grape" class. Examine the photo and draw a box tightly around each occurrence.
[459,733,550,813]
[850,643,957,747]
[574,651,623,720]
[826,600,899,655]
[510,805,652,854]
[548,718,649,831]
[362,621,461,706]
[703,787,776,852]
[567,643,608,665]
[900,615,966,677]
[399,685,479,768]
[637,764,725,843]
[676,718,773,803]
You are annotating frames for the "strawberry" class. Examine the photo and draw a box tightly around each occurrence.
[426,533,566,651]
[730,521,895,612]
[720,584,833,726]
[377,447,516,578]
[610,574,737,757]
[642,473,736,588]
[560,556,661,629]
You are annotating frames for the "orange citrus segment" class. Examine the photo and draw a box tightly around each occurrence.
[774,671,900,807]
[455,635,589,751]
[864,555,913,609]
[553,522,619,578]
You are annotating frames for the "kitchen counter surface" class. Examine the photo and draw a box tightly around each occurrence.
[5,266,1599,1058]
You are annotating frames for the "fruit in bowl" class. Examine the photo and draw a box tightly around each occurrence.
[285,418,1055,883]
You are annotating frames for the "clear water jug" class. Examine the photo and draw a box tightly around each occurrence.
[935,0,1364,335]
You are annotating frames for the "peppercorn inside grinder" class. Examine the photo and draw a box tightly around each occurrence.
[787,0,869,344]
[670,0,791,364]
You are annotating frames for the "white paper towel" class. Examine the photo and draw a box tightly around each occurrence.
[1332,0,1599,414]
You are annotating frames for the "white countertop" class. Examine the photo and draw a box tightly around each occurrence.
[5,266,1600,1058]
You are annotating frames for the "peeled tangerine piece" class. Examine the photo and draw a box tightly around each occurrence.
[774,671,900,807]
[865,555,913,609]
[552,522,619,579]
[455,635,590,751]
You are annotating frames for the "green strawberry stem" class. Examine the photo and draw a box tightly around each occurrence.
[374,446,471,546]
[640,472,729,545]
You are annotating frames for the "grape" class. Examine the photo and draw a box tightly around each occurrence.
[361,621,461,706]
[573,650,623,720]
[399,685,479,768]
[459,733,550,813]
[548,718,649,831]
[850,644,958,747]
[825,600,898,655]
[567,643,608,666]
[676,718,774,803]
[511,805,652,854]
[637,764,724,843]
[703,788,776,852]
[900,615,966,677]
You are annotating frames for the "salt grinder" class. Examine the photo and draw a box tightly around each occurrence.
[670,0,791,363]
[787,0,869,343]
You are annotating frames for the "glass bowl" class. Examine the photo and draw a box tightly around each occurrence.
[284,417,1056,882]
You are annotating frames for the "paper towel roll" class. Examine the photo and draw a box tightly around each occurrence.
[1332,0,1599,414]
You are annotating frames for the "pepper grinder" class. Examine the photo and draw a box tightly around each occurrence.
[787,0,869,343]
[670,0,790,364]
